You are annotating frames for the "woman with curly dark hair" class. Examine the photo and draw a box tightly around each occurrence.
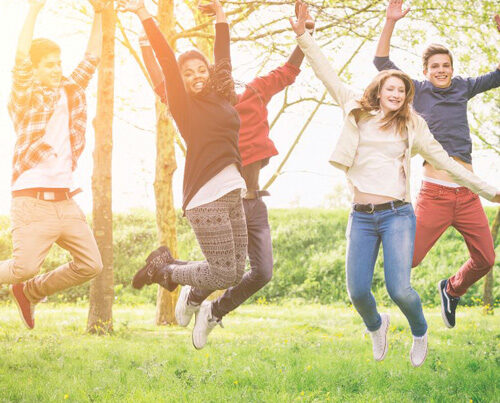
[119,0,247,349]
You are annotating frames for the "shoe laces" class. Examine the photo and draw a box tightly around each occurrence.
[369,327,385,349]
[151,251,172,269]
[145,265,156,280]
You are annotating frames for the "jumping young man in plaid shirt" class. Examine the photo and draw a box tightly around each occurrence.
[0,0,104,329]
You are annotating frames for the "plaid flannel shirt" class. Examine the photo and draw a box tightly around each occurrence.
[7,54,99,184]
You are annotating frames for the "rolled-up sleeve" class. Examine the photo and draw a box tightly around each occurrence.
[8,58,34,124]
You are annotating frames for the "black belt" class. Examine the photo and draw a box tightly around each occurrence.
[353,200,408,214]
[12,188,82,202]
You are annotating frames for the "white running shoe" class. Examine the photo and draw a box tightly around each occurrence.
[410,332,428,367]
[369,313,390,361]
[175,286,200,327]
[192,302,222,350]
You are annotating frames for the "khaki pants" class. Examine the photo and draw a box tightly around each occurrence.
[0,197,103,303]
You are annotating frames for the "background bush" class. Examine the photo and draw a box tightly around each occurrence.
[0,208,498,306]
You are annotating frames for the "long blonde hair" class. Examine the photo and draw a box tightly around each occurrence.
[359,69,415,134]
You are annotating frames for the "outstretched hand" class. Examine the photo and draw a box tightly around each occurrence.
[493,192,500,203]
[117,0,144,13]
[198,0,223,16]
[290,0,310,36]
[495,14,500,33]
[295,0,315,30]
[386,0,410,22]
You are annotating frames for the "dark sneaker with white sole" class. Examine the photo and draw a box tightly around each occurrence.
[438,279,460,328]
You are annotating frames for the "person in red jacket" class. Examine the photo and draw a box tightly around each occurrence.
[138,14,314,349]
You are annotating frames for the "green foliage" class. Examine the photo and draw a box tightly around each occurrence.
[0,304,498,401]
[0,208,497,307]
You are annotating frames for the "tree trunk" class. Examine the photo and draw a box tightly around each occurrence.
[154,0,180,325]
[87,6,116,334]
[483,206,499,315]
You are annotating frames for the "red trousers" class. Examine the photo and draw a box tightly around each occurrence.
[412,181,495,297]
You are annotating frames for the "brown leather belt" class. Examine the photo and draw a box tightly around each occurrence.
[243,189,270,200]
[12,188,81,202]
[353,200,408,214]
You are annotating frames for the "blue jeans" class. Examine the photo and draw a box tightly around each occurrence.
[345,203,427,337]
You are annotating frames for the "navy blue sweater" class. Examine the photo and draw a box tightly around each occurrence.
[374,56,500,164]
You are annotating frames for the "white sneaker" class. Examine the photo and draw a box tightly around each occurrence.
[368,313,390,361]
[192,302,222,350]
[175,286,200,327]
[410,332,428,367]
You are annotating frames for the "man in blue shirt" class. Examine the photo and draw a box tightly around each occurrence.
[374,0,499,329]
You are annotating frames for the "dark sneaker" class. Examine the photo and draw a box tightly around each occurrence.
[132,246,174,289]
[9,283,35,329]
[438,279,460,328]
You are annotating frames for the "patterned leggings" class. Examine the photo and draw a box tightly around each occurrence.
[170,189,248,291]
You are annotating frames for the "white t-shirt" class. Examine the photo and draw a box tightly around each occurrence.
[186,163,246,210]
[13,89,74,191]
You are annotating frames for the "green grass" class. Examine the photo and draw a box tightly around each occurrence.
[0,302,498,402]
[1,208,498,306]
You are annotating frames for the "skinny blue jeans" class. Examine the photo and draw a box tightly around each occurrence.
[345,203,427,337]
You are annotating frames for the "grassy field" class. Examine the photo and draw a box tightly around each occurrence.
[0,302,498,402]
[1,208,498,306]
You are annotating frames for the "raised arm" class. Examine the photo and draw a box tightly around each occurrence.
[244,2,316,103]
[8,1,46,127]
[198,0,230,62]
[465,16,500,97]
[139,30,168,103]
[374,0,409,71]
[413,116,499,202]
[291,1,359,111]
[118,0,188,130]
[199,0,227,23]
[287,3,315,69]
[86,1,106,59]
[243,63,301,106]
[16,0,45,60]
[375,0,410,57]
[198,0,231,64]
[466,70,500,98]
